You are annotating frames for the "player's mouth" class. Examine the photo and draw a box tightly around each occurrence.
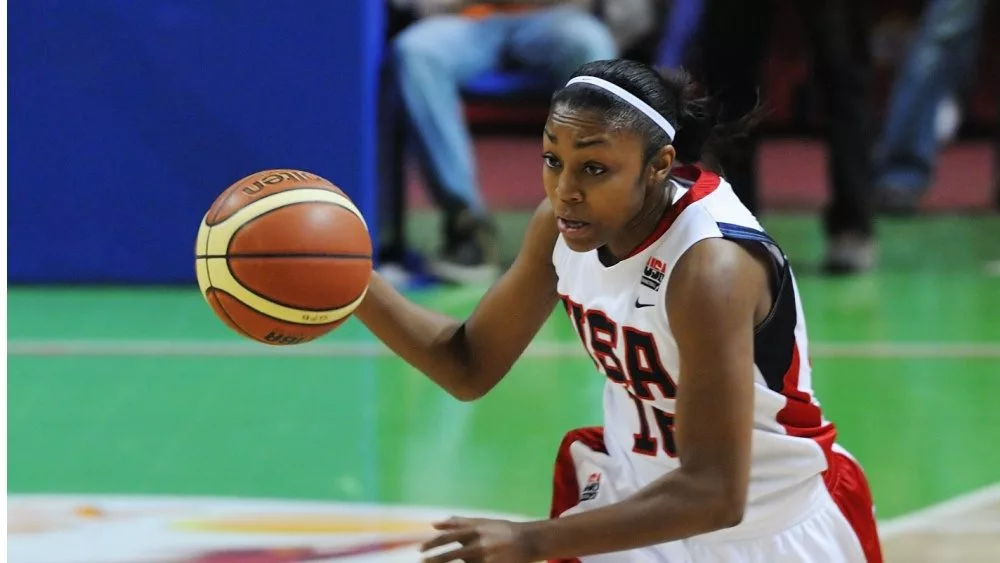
[557,217,591,237]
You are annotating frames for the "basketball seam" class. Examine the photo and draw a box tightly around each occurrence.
[224,200,367,257]
[196,253,372,260]
[223,255,369,314]
[205,288,257,341]
[202,223,216,288]
[201,224,255,339]
[206,196,227,225]
[213,280,355,327]
[207,187,350,227]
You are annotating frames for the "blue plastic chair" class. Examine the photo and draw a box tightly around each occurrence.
[461,70,553,98]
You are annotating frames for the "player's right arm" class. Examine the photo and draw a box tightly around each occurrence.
[354,200,560,401]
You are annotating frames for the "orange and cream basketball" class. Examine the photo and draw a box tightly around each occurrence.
[194,169,372,345]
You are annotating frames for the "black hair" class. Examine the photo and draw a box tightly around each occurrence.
[550,59,762,171]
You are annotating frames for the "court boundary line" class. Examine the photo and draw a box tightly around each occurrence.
[6,492,534,522]
[879,482,1000,538]
[6,339,1000,359]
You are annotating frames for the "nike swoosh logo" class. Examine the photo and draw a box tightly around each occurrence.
[634,299,655,309]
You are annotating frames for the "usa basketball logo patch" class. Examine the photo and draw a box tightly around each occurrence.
[640,257,667,291]
[580,472,601,501]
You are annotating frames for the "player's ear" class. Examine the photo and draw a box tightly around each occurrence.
[647,145,675,187]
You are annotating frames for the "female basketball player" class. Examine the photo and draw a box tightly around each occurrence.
[355,58,883,563]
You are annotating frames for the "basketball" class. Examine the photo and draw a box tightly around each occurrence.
[194,169,372,345]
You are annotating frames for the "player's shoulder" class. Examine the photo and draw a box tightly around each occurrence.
[662,169,779,285]
[670,237,769,295]
[672,168,764,233]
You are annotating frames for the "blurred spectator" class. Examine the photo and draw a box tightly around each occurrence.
[654,0,703,70]
[875,0,986,214]
[697,0,877,275]
[379,0,617,285]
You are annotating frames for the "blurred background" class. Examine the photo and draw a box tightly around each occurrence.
[7,1,1000,561]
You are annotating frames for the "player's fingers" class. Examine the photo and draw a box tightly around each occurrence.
[420,528,475,552]
[431,516,472,530]
[422,541,483,563]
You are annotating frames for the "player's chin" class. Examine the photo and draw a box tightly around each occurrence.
[561,232,603,253]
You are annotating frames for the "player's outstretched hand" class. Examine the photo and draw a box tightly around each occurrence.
[421,516,536,563]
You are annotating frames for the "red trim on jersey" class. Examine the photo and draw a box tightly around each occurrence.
[823,450,884,562]
[548,427,606,563]
[550,427,606,519]
[624,167,722,259]
[775,345,837,453]
[775,345,817,427]
[669,163,704,182]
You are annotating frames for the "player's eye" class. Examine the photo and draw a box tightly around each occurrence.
[543,154,561,169]
[583,163,606,176]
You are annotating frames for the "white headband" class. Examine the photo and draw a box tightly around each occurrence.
[565,76,676,140]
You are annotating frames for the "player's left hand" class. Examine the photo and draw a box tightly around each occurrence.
[420,516,536,563]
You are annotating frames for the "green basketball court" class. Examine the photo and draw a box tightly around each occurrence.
[8,214,1000,561]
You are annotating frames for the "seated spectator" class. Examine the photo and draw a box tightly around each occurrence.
[382,0,618,285]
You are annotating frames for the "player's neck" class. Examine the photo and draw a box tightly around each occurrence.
[600,183,671,265]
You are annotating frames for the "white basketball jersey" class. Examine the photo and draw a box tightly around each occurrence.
[552,167,837,535]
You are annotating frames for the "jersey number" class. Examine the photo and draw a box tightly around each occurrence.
[562,297,679,457]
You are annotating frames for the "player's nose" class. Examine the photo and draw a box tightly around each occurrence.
[555,175,583,204]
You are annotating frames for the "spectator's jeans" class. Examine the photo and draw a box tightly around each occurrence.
[390,6,616,215]
[876,0,985,191]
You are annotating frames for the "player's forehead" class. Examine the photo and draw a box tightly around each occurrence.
[544,106,647,156]
[548,102,603,127]
[544,105,632,145]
